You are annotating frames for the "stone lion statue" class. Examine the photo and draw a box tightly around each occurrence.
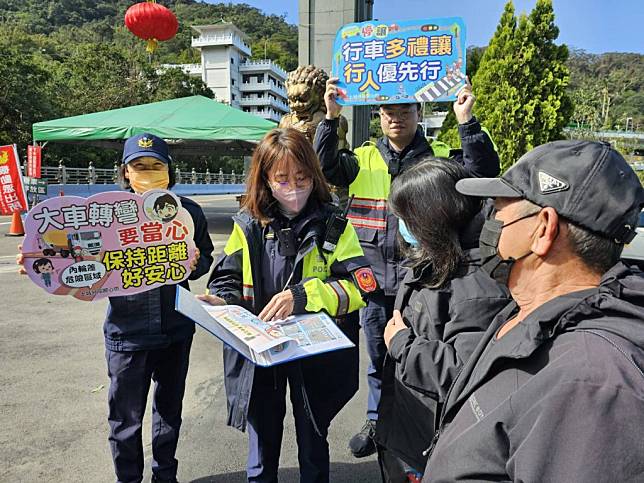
[279,65,349,149]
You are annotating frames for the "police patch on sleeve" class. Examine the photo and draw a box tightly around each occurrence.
[353,267,378,294]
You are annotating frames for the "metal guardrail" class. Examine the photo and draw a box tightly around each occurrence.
[35,163,246,185]
[564,127,644,141]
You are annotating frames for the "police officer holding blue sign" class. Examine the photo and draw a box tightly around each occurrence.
[315,78,500,457]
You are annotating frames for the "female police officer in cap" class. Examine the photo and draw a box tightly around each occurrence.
[107,133,213,483]
[15,133,213,482]
[199,128,376,483]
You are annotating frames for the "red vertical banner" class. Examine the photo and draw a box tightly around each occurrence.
[0,145,28,214]
[27,145,42,178]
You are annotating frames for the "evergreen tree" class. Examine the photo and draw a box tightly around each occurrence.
[439,0,571,171]
[469,1,525,171]
[513,0,571,156]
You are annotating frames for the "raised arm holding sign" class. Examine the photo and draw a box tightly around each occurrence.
[313,19,500,460]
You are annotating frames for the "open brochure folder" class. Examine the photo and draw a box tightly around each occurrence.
[175,286,355,367]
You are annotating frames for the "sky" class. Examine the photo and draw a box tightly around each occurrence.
[206,0,644,54]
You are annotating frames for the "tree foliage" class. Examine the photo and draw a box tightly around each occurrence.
[465,0,571,171]
[0,1,298,171]
[568,50,644,131]
[369,117,383,141]
[516,0,572,148]
[436,1,574,171]
[0,28,56,147]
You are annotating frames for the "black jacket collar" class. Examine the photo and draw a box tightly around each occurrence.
[442,262,644,423]
[376,126,432,177]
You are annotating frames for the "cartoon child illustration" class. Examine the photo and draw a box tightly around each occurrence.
[32,258,55,288]
[71,245,84,263]
[152,194,179,222]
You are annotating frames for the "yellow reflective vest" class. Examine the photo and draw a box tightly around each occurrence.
[214,209,368,318]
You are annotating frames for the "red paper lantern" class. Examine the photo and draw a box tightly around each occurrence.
[125,0,179,53]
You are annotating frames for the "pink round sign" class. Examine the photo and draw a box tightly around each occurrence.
[23,190,196,301]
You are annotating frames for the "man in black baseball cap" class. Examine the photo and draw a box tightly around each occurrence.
[422,140,644,482]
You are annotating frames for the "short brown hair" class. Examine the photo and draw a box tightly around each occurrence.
[243,128,331,224]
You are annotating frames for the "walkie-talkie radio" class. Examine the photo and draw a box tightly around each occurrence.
[323,195,354,252]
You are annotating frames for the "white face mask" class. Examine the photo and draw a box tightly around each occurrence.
[270,183,313,216]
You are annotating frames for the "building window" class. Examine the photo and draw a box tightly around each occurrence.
[232,78,235,86]
[231,57,235,64]
[232,94,236,101]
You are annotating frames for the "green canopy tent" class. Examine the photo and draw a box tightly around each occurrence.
[32,95,276,156]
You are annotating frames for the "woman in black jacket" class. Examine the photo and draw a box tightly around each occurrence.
[199,128,373,483]
[375,159,512,481]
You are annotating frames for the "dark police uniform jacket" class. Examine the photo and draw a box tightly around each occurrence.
[424,263,644,482]
[314,117,500,296]
[104,196,214,351]
[208,202,374,432]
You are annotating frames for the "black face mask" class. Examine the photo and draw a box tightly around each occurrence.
[478,212,537,286]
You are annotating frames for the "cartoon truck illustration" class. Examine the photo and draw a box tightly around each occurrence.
[39,230,103,259]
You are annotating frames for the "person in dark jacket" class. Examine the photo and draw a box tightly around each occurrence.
[14,134,214,483]
[105,133,214,483]
[315,77,501,458]
[424,140,644,482]
[374,159,511,481]
[199,128,376,483]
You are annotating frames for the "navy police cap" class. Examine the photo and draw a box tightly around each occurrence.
[122,133,172,165]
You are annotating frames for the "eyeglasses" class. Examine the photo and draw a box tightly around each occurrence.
[380,108,416,121]
[270,174,312,189]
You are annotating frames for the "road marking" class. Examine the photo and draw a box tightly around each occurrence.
[0,257,19,274]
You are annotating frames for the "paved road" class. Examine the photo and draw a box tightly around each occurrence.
[0,195,380,482]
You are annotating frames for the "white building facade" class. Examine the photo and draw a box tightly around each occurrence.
[187,22,289,124]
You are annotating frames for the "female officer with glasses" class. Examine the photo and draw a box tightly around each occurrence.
[199,128,377,483]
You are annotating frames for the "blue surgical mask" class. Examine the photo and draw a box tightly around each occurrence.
[398,219,419,247]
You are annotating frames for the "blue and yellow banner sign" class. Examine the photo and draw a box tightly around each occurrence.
[332,18,466,105]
